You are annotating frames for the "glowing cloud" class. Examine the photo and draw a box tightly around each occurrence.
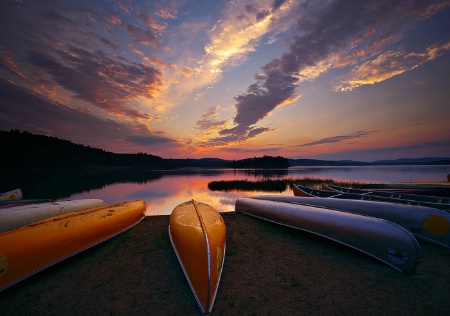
[335,41,450,91]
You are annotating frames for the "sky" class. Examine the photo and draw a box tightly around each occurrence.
[1,0,449,161]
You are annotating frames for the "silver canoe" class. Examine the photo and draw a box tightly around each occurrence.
[235,198,420,274]
[252,195,450,248]
[322,183,450,210]
[0,199,105,233]
[293,184,450,211]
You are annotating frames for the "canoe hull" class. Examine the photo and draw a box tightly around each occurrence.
[235,198,420,274]
[0,200,146,292]
[252,195,450,248]
[0,199,105,233]
[169,200,226,315]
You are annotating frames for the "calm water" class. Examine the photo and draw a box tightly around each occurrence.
[64,165,450,216]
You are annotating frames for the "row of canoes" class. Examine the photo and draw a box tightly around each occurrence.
[2,182,449,315]
[170,183,450,314]
[293,183,450,211]
[0,188,226,315]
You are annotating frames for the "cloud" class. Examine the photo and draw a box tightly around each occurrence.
[195,105,229,131]
[0,78,180,155]
[295,131,378,147]
[214,0,449,145]
[26,48,162,120]
[314,140,450,161]
[126,134,179,146]
[0,0,176,122]
[335,41,450,91]
[169,0,298,98]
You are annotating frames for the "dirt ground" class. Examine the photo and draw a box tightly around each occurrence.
[1,212,449,315]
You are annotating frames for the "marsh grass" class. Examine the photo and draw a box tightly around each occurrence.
[208,177,365,192]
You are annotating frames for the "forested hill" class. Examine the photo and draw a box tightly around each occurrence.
[1,130,171,170]
[0,130,289,170]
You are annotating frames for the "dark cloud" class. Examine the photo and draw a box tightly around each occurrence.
[126,24,160,47]
[295,131,377,147]
[272,0,288,12]
[26,46,161,120]
[313,140,450,161]
[0,0,164,120]
[215,0,445,145]
[126,135,179,146]
[195,106,227,131]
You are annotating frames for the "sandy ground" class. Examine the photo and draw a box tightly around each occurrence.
[1,212,450,315]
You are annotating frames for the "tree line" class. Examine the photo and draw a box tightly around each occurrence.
[0,130,290,170]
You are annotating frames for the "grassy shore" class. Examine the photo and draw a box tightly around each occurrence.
[1,213,450,315]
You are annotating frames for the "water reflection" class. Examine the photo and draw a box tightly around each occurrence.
[66,165,449,216]
[4,165,448,216]
[66,171,295,216]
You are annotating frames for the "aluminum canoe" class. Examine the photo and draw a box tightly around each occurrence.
[0,188,22,201]
[252,195,450,248]
[0,200,146,292]
[0,199,105,233]
[169,200,226,315]
[293,184,450,211]
[322,183,450,210]
[235,198,420,274]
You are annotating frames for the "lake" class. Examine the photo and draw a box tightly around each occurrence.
[63,165,450,216]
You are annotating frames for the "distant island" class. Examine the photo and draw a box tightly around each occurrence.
[1,130,449,171]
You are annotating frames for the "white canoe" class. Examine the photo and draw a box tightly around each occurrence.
[0,188,23,201]
[0,199,105,233]
[235,198,420,274]
[252,195,450,248]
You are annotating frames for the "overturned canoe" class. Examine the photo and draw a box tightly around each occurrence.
[293,184,450,211]
[322,183,450,210]
[235,198,419,274]
[0,200,146,292]
[0,199,105,233]
[252,195,450,248]
[0,188,22,201]
[169,200,226,315]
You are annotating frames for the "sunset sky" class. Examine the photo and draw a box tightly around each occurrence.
[1,0,449,161]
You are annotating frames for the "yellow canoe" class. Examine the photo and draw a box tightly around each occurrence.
[0,200,146,292]
[169,200,226,315]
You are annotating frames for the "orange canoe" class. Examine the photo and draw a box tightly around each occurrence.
[169,200,226,315]
[0,200,146,292]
